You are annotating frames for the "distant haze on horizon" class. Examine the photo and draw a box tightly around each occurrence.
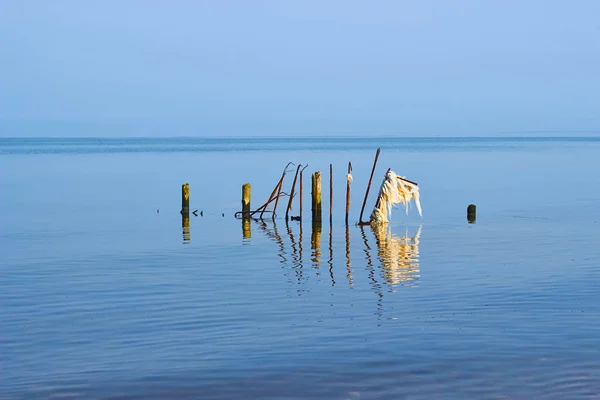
[1,1,599,137]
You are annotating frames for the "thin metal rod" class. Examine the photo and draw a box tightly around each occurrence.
[285,164,302,222]
[260,162,292,219]
[345,162,352,226]
[358,148,381,224]
[374,167,391,210]
[272,180,284,220]
[299,165,308,221]
[396,176,418,186]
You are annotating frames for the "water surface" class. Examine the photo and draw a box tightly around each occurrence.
[2,136,600,399]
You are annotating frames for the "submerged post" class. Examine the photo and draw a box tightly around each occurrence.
[345,162,352,226]
[242,183,251,219]
[181,183,190,214]
[312,171,322,223]
[467,204,477,223]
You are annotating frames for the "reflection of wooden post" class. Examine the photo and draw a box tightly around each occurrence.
[345,224,352,285]
[242,183,251,219]
[311,219,322,266]
[312,171,322,223]
[329,164,333,224]
[182,214,190,243]
[328,216,334,285]
[181,183,190,214]
[242,218,251,239]
[467,204,476,223]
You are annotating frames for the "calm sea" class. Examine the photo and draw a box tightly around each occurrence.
[2,136,600,399]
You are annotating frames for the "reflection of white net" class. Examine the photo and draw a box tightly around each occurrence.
[372,225,421,285]
[370,170,422,224]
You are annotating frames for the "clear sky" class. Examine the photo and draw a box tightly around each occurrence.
[1,1,599,137]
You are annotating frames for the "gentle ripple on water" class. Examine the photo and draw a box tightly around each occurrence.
[2,137,600,399]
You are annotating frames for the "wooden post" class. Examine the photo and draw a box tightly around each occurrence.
[242,183,251,219]
[312,171,322,223]
[345,162,352,226]
[467,204,477,223]
[181,183,190,242]
[181,183,190,214]
[329,164,333,224]
[358,148,380,224]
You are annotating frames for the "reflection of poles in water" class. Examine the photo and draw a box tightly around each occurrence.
[328,220,335,286]
[311,220,322,272]
[258,220,287,265]
[182,214,191,243]
[298,218,304,268]
[182,213,190,243]
[286,220,303,280]
[359,226,383,313]
[242,218,251,240]
[371,224,422,286]
[345,224,353,286]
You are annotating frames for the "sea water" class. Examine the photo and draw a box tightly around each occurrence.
[2,136,600,399]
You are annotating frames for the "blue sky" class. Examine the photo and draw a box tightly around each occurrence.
[1,1,599,136]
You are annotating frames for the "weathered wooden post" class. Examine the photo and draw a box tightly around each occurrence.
[181,183,190,214]
[181,183,190,242]
[242,183,251,219]
[467,204,477,223]
[345,162,352,226]
[312,171,322,223]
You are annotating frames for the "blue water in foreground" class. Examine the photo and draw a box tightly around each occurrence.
[2,136,600,399]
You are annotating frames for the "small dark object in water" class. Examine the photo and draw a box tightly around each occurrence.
[291,216,301,221]
[222,213,225,217]
[157,209,159,214]
[467,204,476,223]
[200,211,204,217]
[192,210,198,216]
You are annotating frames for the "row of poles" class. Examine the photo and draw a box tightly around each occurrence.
[180,147,477,228]
[233,148,385,226]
